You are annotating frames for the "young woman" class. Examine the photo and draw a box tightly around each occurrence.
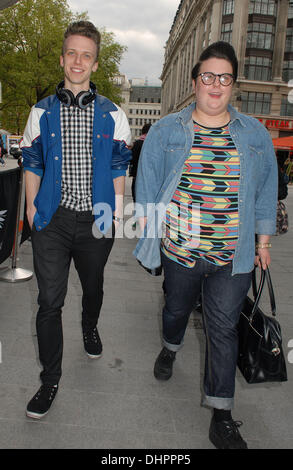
[134,41,277,449]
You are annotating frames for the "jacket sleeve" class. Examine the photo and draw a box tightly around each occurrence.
[111,105,132,178]
[255,129,278,235]
[20,106,45,177]
[135,124,165,217]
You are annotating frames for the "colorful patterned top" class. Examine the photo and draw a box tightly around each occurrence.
[162,121,240,268]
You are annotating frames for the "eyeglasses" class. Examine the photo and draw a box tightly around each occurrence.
[197,72,234,86]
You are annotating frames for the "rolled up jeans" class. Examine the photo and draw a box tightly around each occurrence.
[161,251,252,410]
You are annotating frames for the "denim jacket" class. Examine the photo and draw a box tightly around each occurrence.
[133,103,278,275]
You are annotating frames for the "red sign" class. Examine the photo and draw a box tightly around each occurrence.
[257,118,293,130]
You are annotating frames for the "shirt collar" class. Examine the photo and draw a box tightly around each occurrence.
[61,100,95,113]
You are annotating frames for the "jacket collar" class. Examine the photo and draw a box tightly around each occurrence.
[228,104,247,128]
[95,94,118,113]
[177,101,246,128]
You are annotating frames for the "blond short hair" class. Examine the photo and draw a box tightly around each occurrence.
[62,21,101,60]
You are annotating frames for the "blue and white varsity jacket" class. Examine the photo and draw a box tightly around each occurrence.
[21,93,132,234]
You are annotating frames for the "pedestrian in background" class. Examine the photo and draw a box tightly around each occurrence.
[276,161,289,235]
[134,41,277,449]
[21,20,131,419]
[129,123,152,203]
[0,136,6,166]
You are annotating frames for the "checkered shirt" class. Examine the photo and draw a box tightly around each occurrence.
[60,102,94,211]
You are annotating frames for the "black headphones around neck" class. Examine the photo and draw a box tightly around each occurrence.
[56,81,97,109]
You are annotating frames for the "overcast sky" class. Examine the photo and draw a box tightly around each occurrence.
[67,0,181,85]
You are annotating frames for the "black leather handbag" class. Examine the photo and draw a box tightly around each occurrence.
[237,267,287,384]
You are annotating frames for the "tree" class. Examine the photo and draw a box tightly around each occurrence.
[0,0,126,134]
[92,29,126,106]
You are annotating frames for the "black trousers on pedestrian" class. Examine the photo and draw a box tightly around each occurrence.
[31,206,114,385]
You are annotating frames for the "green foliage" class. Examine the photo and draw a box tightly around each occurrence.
[0,0,126,134]
[93,29,126,105]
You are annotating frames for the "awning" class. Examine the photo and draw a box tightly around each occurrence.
[272,136,293,150]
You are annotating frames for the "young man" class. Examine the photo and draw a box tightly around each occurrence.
[21,21,131,419]
[134,42,277,449]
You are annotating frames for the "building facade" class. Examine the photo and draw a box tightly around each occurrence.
[114,75,161,141]
[161,0,293,138]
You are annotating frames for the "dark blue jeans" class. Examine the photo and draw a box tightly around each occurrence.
[31,206,114,385]
[161,252,252,410]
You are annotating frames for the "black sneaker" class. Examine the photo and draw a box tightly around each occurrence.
[83,327,102,359]
[26,384,58,419]
[209,416,248,449]
[154,347,176,380]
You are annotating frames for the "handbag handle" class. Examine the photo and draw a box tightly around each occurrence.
[251,267,276,320]
[265,267,276,316]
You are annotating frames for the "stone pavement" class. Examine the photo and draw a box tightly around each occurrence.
[0,155,18,173]
[0,177,292,450]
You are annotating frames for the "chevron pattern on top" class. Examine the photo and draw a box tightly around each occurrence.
[162,121,240,268]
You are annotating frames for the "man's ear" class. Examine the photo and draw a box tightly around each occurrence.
[92,61,98,73]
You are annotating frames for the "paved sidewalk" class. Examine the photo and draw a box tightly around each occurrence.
[0,178,292,449]
[0,156,18,173]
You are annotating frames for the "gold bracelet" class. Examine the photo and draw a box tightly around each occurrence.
[255,243,272,249]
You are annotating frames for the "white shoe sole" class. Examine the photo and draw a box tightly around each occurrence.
[86,352,102,359]
[26,409,49,419]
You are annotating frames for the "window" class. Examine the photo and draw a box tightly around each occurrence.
[289,1,293,20]
[241,92,271,114]
[249,0,277,16]
[281,95,293,116]
[221,22,233,42]
[244,56,272,81]
[247,22,275,50]
[285,26,293,53]
[223,0,234,16]
[283,59,293,82]
[203,17,207,32]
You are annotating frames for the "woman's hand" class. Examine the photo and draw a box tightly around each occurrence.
[254,247,271,270]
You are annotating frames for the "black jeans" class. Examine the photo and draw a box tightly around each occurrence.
[31,206,114,385]
[161,252,252,410]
